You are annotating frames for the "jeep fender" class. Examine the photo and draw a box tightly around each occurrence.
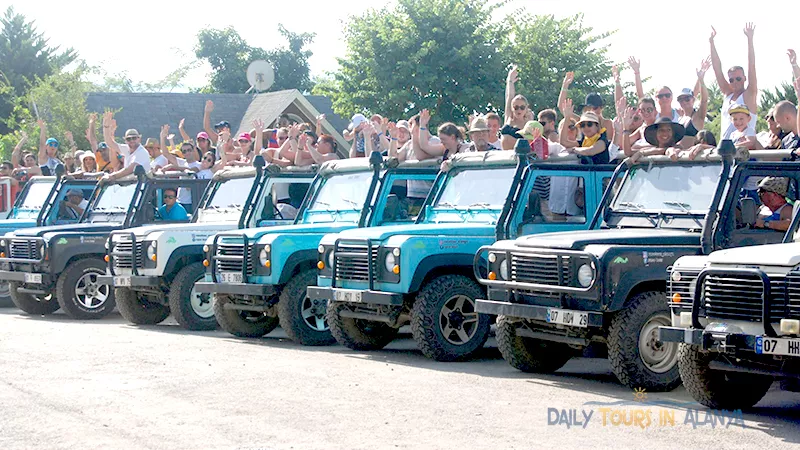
[408,253,481,293]
[50,236,107,273]
[163,245,204,278]
[277,249,318,285]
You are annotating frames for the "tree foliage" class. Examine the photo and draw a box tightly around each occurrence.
[195,25,315,94]
[0,6,77,133]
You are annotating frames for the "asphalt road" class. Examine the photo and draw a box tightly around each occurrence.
[1,308,799,450]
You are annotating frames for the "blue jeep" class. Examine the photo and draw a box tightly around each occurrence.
[196,152,440,345]
[311,148,618,361]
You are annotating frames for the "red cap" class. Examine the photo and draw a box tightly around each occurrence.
[238,133,252,142]
[196,131,210,140]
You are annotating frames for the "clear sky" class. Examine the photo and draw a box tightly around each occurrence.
[2,0,798,103]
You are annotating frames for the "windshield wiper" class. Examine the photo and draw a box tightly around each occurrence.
[663,201,692,213]
[342,198,359,208]
[616,202,645,211]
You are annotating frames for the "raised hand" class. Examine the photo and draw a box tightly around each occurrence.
[709,26,717,42]
[612,65,620,84]
[627,57,640,74]
[387,122,398,139]
[612,116,623,133]
[252,118,264,131]
[37,119,45,128]
[561,98,574,119]
[178,118,185,129]
[507,65,519,84]
[744,22,755,40]
[697,56,712,78]
[380,117,389,133]
[562,71,574,87]
[288,124,300,139]
[316,114,326,122]
[622,106,635,130]
[615,97,627,117]
[419,109,431,127]
[64,131,74,143]
[298,133,308,146]
[20,130,28,141]
[160,124,169,139]
[788,49,797,66]
[204,100,214,113]
[102,111,113,128]
[88,112,97,124]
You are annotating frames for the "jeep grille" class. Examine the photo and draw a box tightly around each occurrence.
[215,242,254,274]
[702,273,786,321]
[112,241,144,270]
[334,242,379,282]
[9,239,41,260]
[510,253,572,286]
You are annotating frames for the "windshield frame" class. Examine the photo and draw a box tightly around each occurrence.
[195,175,256,224]
[12,180,55,219]
[299,169,376,225]
[85,180,138,224]
[419,165,517,225]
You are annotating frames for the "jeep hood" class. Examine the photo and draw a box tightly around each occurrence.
[708,242,800,267]
[515,228,700,250]
[130,221,235,236]
[334,223,494,241]
[0,219,38,235]
[240,222,358,239]
[12,222,120,238]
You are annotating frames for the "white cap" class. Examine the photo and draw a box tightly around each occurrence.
[677,88,694,99]
[349,113,367,131]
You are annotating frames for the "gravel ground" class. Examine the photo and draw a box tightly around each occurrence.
[1,308,799,450]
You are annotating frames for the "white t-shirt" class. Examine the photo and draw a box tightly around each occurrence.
[490,139,502,150]
[196,169,213,180]
[721,93,757,140]
[152,155,169,169]
[118,143,152,170]
[657,109,681,123]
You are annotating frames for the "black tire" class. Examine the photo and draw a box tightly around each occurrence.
[213,293,279,338]
[678,343,773,409]
[496,315,573,373]
[0,282,13,307]
[327,301,399,350]
[411,274,491,362]
[277,269,335,346]
[608,291,681,391]
[168,262,217,331]
[55,258,115,320]
[9,282,59,315]
[116,287,170,325]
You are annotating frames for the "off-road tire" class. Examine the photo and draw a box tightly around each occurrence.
[0,282,13,307]
[411,274,490,362]
[608,291,681,391]
[496,315,573,373]
[678,343,773,409]
[277,269,335,346]
[168,262,217,331]
[9,282,59,315]
[116,287,170,325]
[327,301,399,350]
[56,258,115,320]
[213,293,279,338]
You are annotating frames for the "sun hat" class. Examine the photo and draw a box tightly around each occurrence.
[575,111,602,127]
[123,129,140,138]
[45,137,59,148]
[348,113,368,131]
[468,115,491,133]
[144,138,159,148]
[644,117,686,146]
[758,177,789,196]
[518,120,544,140]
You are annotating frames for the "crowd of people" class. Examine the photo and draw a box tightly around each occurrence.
[2,24,799,223]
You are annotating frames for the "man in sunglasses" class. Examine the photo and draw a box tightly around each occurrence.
[157,188,188,221]
[710,23,758,140]
[100,112,153,182]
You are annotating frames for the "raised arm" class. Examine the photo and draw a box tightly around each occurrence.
[86,113,98,152]
[504,65,518,124]
[37,120,48,164]
[694,58,711,132]
[559,99,579,149]
[621,107,635,157]
[203,100,219,144]
[315,114,325,137]
[612,66,624,107]
[627,57,644,101]
[794,77,800,156]
[743,23,758,112]
[294,134,311,166]
[789,50,800,80]
[178,118,191,142]
[709,26,733,96]
[159,125,178,167]
[415,109,446,158]
[253,119,264,155]
[12,131,28,168]
[101,112,121,162]
[557,72,575,120]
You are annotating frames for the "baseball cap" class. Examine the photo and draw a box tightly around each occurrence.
[144,138,159,148]
[677,88,694,100]
[196,131,210,140]
[578,93,604,110]
[758,177,789,196]
[238,132,252,142]
[45,137,59,148]
[66,189,83,197]
[97,142,109,150]
[124,129,141,138]
[396,120,411,133]
[349,114,367,131]
[214,121,231,131]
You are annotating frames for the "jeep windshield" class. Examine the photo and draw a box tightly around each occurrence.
[197,176,255,223]
[608,163,721,228]
[87,182,137,223]
[302,171,373,224]
[13,181,53,219]
[424,167,516,224]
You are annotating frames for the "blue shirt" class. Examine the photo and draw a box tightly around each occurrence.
[158,203,188,221]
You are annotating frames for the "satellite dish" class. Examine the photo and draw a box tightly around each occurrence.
[246,60,274,93]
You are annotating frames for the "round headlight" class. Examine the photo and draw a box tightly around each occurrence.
[499,259,509,280]
[104,240,109,249]
[392,248,400,257]
[488,253,497,263]
[671,271,682,282]
[577,264,594,288]
[264,244,271,253]
[146,242,157,261]
[259,248,269,267]
[39,244,45,256]
[318,245,325,254]
[327,251,334,268]
[384,253,397,272]
[0,239,5,247]
[203,244,209,253]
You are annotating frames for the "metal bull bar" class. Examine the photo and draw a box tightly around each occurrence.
[0,237,46,264]
[210,232,251,283]
[331,238,375,291]
[107,231,138,276]
[691,267,777,338]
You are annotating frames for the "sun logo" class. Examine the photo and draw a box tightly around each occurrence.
[633,387,648,401]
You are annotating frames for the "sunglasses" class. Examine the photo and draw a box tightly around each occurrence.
[238,140,250,144]
[677,96,693,102]
[197,138,208,142]
[657,93,672,99]
[639,107,655,114]
[568,125,576,130]
[513,105,527,111]
[538,120,548,126]
[277,136,288,140]
[579,122,597,129]
[125,137,139,141]
[164,195,176,199]
[729,76,743,83]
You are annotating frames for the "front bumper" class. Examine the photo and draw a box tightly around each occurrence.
[97,275,161,288]
[0,269,53,286]
[308,286,403,306]
[194,281,275,297]
[659,326,758,352]
[475,299,604,327]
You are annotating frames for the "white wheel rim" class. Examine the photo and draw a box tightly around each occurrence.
[301,296,328,331]
[0,282,10,297]
[190,282,215,319]
[75,271,110,309]
[438,295,479,345]
[639,313,679,373]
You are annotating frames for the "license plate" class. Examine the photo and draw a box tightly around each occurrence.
[333,289,363,303]
[114,276,131,287]
[546,308,588,328]
[756,336,800,357]
[24,273,42,284]
[219,272,243,283]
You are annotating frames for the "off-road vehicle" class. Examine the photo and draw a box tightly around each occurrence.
[0,166,209,319]
[312,149,617,361]
[197,152,439,345]
[474,143,798,390]
[101,160,315,330]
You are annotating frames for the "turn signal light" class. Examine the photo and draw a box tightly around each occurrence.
[488,272,497,280]
[392,265,400,274]
[265,260,271,268]
[317,261,325,270]
[0,252,5,258]
[671,293,682,303]
[150,255,157,262]
[203,259,210,267]
[104,255,110,262]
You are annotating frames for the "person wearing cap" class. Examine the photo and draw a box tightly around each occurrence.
[676,59,712,143]
[344,113,369,158]
[101,112,153,182]
[36,120,63,173]
[144,137,169,169]
[466,115,500,152]
[58,189,88,221]
[710,23,758,140]
[559,102,610,165]
[728,103,761,150]
[387,119,414,161]
[558,71,615,143]
[202,100,235,158]
[755,177,793,231]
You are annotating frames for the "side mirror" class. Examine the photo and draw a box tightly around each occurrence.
[740,197,757,227]
[368,151,383,168]
[514,138,531,156]
[54,163,65,177]
[134,164,147,179]
[717,139,736,158]
[253,155,266,169]
[382,194,399,222]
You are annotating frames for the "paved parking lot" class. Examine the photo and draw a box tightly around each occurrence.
[1,308,799,450]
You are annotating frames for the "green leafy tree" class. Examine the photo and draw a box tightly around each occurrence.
[318,0,506,124]
[195,25,314,93]
[0,6,77,133]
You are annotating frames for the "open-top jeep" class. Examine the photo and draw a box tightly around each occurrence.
[0,173,97,306]
[474,143,798,390]
[659,210,800,409]
[0,166,209,319]
[310,149,618,361]
[197,152,439,345]
[101,160,316,330]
